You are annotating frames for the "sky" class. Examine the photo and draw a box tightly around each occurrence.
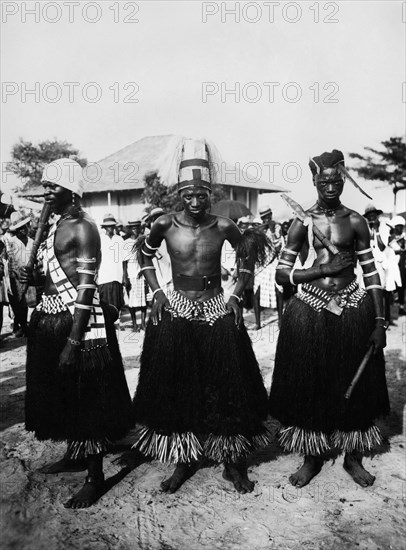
[1,0,405,218]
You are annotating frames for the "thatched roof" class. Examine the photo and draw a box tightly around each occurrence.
[84,135,288,195]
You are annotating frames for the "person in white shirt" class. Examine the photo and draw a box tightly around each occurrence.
[98,214,125,313]
[123,220,147,331]
[6,212,35,337]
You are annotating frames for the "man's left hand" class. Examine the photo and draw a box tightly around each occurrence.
[369,326,386,353]
[226,296,242,328]
[58,340,80,371]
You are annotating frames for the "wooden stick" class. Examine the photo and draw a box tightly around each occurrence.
[20,202,52,299]
[344,345,374,399]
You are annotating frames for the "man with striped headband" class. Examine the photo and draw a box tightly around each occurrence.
[132,138,272,493]
[269,149,389,488]
[21,158,132,508]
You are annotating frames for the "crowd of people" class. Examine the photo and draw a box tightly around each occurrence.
[0,141,401,509]
[1,195,404,342]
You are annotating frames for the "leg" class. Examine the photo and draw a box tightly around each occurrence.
[397,285,405,315]
[253,287,261,330]
[289,455,323,488]
[343,451,375,487]
[384,290,391,325]
[38,442,87,474]
[275,286,283,328]
[160,461,199,494]
[223,461,255,494]
[64,453,105,509]
[129,308,137,331]
[140,307,146,330]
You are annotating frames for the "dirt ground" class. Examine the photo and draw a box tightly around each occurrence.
[0,306,405,550]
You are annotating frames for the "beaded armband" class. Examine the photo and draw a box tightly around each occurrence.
[74,303,93,311]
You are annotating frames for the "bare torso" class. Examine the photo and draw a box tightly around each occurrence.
[299,204,360,291]
[159,213,240,301]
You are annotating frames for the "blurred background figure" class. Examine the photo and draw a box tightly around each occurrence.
[275,218,297,324]
[360,205,400,325]
[389,215,406,315]
[253,207,283,329]
[6,212,35,337]
[98,213,125,314]
[123,220,147,331]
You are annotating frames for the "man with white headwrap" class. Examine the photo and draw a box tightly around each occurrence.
[21,159,132,509]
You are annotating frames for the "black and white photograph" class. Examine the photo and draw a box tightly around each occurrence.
[0,1,405,548]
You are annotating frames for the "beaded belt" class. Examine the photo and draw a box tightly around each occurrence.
[297,279,366,315]
[36,294,68,314]
[166,290,228,326]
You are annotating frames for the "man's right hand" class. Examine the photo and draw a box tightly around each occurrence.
[320,253,353,276]
[19,265,33,284]
[150,291,170,325]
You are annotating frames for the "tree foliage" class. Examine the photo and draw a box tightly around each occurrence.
[141,172,227,213]
[349,136,406,195]
[8,138,87,192]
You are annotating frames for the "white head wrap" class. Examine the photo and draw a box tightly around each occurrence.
[41,158,84,197]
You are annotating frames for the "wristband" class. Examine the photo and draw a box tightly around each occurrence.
[139,266,156,272]
[230,294,242,303]
[289,269,296,286]
[152,288,163,299]
[67,337,81,346]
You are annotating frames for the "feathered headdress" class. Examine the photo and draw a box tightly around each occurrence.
[308,149,372,200]
[157,136,222,191]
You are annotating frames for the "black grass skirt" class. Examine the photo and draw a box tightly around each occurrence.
[269,294,390,454]
[25,305,133,445]
[133,310,271,463]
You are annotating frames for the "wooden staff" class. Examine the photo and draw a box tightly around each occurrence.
[20,202,52,299]
[344,345,374,399]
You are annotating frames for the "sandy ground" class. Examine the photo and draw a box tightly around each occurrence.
[0,305,405,550]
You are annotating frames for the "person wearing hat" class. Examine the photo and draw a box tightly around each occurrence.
[123,220,147,331]
[20,159,132,508]
[362,204,399,325]
[98,213,126,313]
[269,150,389,489]
[252,207,283,329]
[132,137,272,494]
[6,211,34,337]
[389,215,406,315]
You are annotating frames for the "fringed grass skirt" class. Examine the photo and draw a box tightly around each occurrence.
[269,294,389,455]
[133,309,271,463]
[25,301,133,452]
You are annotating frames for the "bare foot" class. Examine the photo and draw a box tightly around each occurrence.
[64,476,105,509]
[289,456,323,488]
[160,463,198,493]
[343,453,375,487]
[38,457,87,474]
[223,463,255,494]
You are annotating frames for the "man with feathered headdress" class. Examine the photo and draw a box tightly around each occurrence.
[132,137,272,493]
[269,150,389,488]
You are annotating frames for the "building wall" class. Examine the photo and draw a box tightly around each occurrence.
[83,186,260,226]
[228,187,259,214]
[82,189,146,226]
